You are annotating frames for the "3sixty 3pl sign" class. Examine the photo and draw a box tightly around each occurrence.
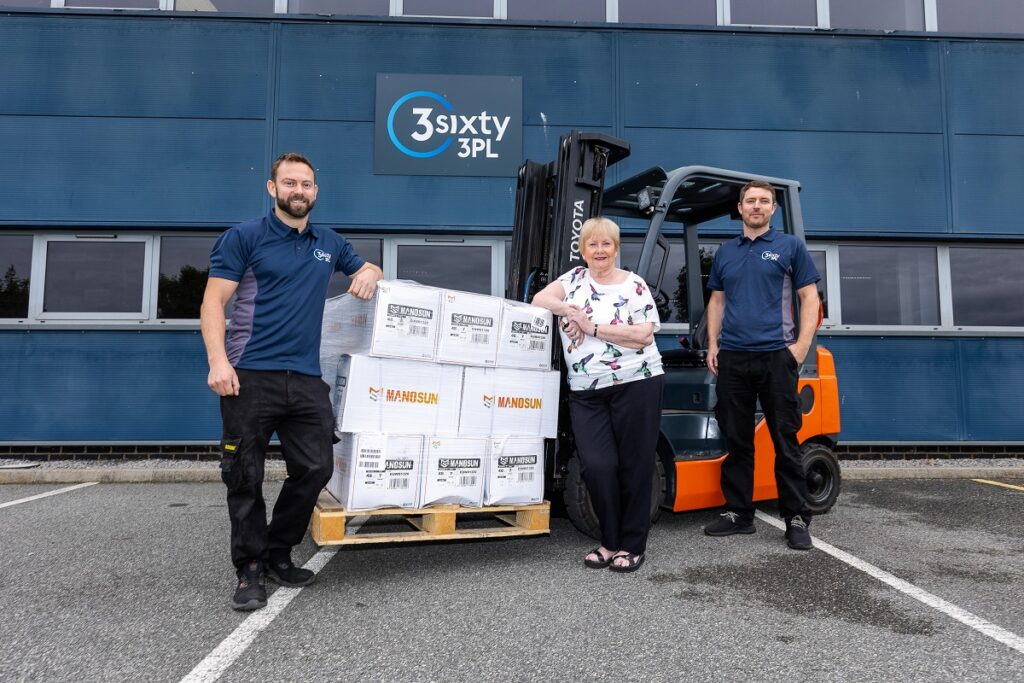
[374,73,523,177]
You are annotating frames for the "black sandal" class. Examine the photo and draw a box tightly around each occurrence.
[608,552,645,573]
[583,547,614,569]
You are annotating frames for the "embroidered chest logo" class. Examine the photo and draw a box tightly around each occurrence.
[761,251,781,262]
[313,249,332,263]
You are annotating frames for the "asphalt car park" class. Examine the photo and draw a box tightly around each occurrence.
[1,477,1022,682]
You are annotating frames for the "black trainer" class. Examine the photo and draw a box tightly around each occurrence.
[266,557,316,588]
[785,515,813,550]
[703,511,756,536]
[232,560,267,611]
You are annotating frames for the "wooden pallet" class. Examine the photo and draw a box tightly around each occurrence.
[310,490,550,546]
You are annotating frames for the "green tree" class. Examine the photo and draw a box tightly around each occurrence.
[0,265,30,318]
[158,265,209,318]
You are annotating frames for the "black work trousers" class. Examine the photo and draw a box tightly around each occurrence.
[715,348,810,522]
[219,369,335,570]
[568,375,665,555]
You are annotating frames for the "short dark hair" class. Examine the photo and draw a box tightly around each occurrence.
[739,180,776,203]
[271,152,315,182]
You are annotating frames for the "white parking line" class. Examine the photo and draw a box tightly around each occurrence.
[180,516,367,683]
[755,511,1024,655]
[0,482,98,509]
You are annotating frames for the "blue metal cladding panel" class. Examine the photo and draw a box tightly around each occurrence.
[950,135,1024,236]
[947,43,1024,136]
[276,23,614,126]
[275,122,610,228]
[0,116,267,225]
[620,33,942,133]
[819,337,962,442]
[958,339,1024,441]
[0,16,269,119]
[618,127,948,233]
[0,331,220,442]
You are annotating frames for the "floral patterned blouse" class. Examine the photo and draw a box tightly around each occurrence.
[556,266,664,391]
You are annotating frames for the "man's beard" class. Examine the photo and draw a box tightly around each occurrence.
[277,193,315,219]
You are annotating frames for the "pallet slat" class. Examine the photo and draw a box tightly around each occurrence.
[310,490,550,546]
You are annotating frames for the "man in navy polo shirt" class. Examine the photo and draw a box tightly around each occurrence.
[702,180,820,550]
[200,152,382,610]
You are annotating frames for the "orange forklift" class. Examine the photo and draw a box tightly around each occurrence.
[507,132,841,538]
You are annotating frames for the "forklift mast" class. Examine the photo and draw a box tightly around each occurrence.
[506,132,630,303]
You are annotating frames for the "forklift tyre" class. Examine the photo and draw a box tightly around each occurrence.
[564,455,665,541]
[802,442,841,515]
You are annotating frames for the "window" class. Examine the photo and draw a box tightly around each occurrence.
[0,235,33,319]
[64,0,160,7]
[619,0,716,25]
[41,238,150,317]
[829,0,925,31]
[809,249,828,319]
[327,238,383,298]
[936,0,1024,34]
[401,0,493,17]
[949,247,1024,327]
[619,237,719,326]
[839,245,939,325]
[0,1,52,8]
[395,241,494,294]
[157,235,216,319]
[174,0,275,11]
[728,0,817,26]
[286,0,387,14]
[507,0,604,22]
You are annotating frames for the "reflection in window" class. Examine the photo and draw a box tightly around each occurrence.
[830,0,924,31]
[397,244,491,294]
[327,238,383,298]
[0,235,32,318]
[65,0,159,7]
[44,241,146,314]
[0,1,51,8]
[175,0,275,11]
[619,0,716,25]
[730,0,816,26]
[950,247,1024,326]
[158,235,216,319]
[809,250,828,318]
[839,245,939,325]
[936,0,1024,34]
[402,0,493,17]
[287,0,388,14]
[507,0,605,22]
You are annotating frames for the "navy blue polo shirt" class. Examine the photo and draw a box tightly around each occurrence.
[209,210,366,376]
[707,228,819,352]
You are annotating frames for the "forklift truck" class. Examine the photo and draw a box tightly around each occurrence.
[507,131,841,538]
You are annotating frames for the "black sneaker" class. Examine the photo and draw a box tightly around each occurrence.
[232,560,267,611]
[266,558,316,588]
[703,511,756,536]
[785,515,813,550]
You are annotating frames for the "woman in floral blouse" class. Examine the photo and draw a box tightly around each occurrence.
[533,217,664,573]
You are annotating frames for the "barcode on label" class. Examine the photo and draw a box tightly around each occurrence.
[359,460,380,470]
[409,325,428,337]
[471,333,490,344]
[459,475,477,487]
[389,477,410,490]
[527,340,545,351]
[517,471,535,482]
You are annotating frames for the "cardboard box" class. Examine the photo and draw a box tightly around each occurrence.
[496,301,554,371]
[459,367,561,438]
[371,280,441,361]
[436,290,502,367]
[484,437,545,505]
[327,433,423,511]
[334,355,463,435]
[420,436,486,507]
[320,293,376,410]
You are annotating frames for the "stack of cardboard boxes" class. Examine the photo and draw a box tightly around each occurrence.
[321,281,558,511]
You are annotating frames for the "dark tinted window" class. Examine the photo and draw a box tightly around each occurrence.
[809,249,828,318]
[839,245,939,325]
[619,238,719,324]
[327,238,383,298]
[0,234,32,318]
[65,0,159,7]
[158,235,216,319]
[44,241,146,314]
[936,0,1024,34]
[507,0,605,22]
[731,0,816,26]
[397,244,491,294]
[402,0,493,17]
[174,0,275,10]
[620,0,716,25]
[950,247,1024,326]
[288,0,389,14]
[830,0,924,31]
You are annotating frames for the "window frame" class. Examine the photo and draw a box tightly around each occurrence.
[388,235,505,296]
